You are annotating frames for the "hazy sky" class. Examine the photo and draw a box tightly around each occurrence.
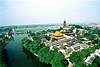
[0,0,100,26]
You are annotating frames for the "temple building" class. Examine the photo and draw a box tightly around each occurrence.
[51,31,65,40]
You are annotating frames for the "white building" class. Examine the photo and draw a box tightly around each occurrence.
[85,49,100,64]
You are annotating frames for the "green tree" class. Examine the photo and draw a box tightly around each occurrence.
[89,63,98,67]
[44,35,50,41]
[93,56,100,66]
[51,52,68,67]
[40,50,55,64]
[61,59,69,67]
[30,43,43,53]
[38,46,50,62]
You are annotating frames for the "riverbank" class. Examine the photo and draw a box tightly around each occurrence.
[22,34,68,67]
[0,37,12,67]
[5,34,33,67]
[22,41,52,67]
[0,45,8,67]
[5,34,51,67]
[23,47,51,67]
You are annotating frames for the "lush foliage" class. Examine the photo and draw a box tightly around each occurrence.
[0,44,7,67]
[37,46,68,67]
[22,35,68,67]
[22,36,43,53]
[51,52,68,67]
[68,24,83,29]
[70,44,100,67]
[90,56,100,67]
[0,32,12,67]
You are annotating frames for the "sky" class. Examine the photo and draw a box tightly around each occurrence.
[0,0,100,26]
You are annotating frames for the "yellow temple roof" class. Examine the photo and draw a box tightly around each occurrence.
[53,31,63,37]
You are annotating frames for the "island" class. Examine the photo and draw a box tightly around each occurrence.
[22,21,100,67]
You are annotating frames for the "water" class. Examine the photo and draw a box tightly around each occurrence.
[5,34,51,67]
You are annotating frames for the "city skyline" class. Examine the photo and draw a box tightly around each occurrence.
[0,0,100,26]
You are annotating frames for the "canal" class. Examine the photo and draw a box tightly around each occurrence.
[5,34,51,67]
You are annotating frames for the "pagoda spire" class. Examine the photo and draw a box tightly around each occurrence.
[63,20,67,28]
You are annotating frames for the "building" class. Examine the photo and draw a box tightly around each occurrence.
[63,20,67,28]
[85,49,100,64]
[65,48,73,55]
[80,44,89,49]
[85,54,96,64]
[94,49,100,57]
[71,44,80,51]
[27,36,34,41]
[51,31,65,40]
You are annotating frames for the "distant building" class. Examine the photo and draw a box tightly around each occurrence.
[63,20,67,28]
[73,28,76,34]
[27,36,34,41]
[12,29,15,33]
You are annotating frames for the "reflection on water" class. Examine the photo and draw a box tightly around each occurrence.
[5,34,51,67]
[23,47,51,67]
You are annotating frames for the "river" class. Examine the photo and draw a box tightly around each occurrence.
[5,34,51,67]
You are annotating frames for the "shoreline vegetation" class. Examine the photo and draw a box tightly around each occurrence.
[23,47,51,67]
[22,30,69,67]
[0,37,12,67]
[0,28,12,67]
[0,44,8,67]
[70,44,100,67]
